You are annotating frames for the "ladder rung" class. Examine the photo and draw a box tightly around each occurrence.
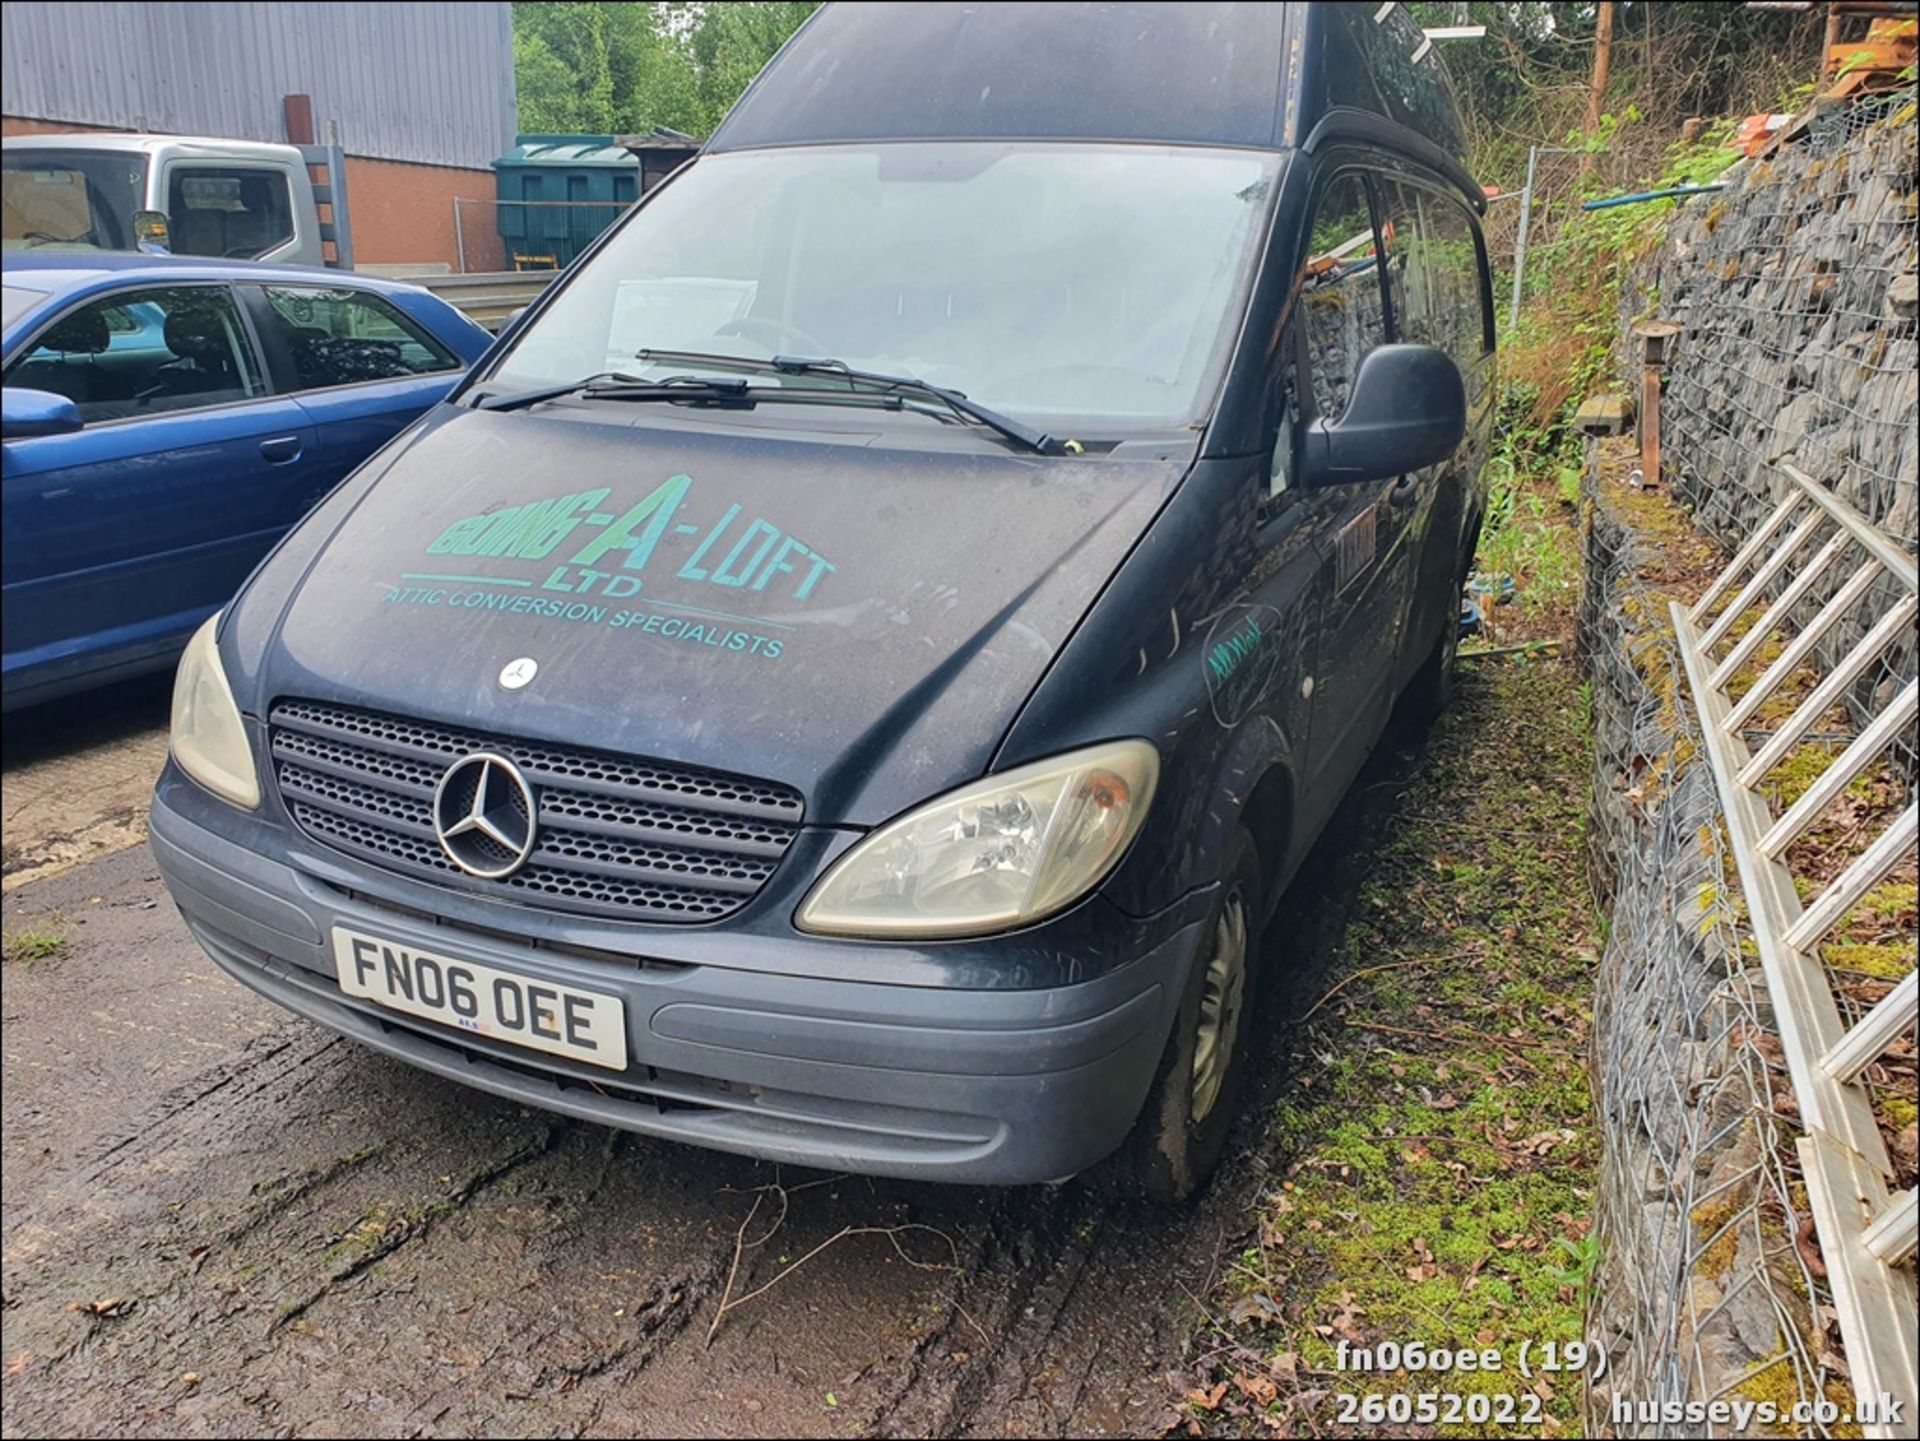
[1709,530,1852,691]
[1759,680,1919,858]
[1726,560,1885,732]
[1863,1188,1918,1267]
[1820,971,1919,1087]
[1787,805,1919,952]
[1782,462,1919,594]
[1700,512,1830,653]
[1737,596,1919,788]
[1692,491,1804,621]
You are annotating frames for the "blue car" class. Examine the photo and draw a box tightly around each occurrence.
[1,255,492,710]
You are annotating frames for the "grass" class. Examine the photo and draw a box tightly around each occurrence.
[3,917,72,966]
[1187,512,1600,1435]
[1470,460,1584,644]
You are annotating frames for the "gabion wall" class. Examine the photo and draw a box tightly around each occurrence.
[1586,91,1918,1437]
[1582,483,1833,1436]
[1619,92,1918,781]
[1623,93,1918,548]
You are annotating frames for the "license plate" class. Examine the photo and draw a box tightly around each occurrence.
[332,926,628,1071]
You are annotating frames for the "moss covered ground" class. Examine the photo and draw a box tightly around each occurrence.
[1185,474,1600,1438]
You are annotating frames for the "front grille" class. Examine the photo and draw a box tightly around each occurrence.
[269,700,804,923]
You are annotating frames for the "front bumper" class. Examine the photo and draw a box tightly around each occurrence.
[151,765,1207,1185]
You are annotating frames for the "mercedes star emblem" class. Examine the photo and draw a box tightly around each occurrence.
[498,657,538,690]
[432,752,538,878]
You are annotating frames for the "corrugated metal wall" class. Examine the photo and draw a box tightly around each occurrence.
[1,1,515,171]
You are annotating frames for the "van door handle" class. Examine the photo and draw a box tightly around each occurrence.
[259,435,303,464]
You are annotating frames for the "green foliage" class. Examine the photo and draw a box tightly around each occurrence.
[512,2,820,139]
[3,917,71,966]
[1544,1233,1603,1316]
[1403,2,1823,181]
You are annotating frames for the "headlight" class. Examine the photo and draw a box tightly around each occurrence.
[170,614,259,809]
[797,739,1159,939]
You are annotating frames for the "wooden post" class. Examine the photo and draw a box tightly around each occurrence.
[1823,1,1842,80]
[1633,321,1682,489]
[282,93,316,146]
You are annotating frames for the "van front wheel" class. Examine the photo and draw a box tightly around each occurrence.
[1101,827,1265,1204]
[1401,611,1460,727]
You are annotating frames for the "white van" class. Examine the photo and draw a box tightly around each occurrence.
[2,134,326,266]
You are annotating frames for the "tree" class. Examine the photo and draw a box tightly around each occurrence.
[511,2,820,139]
[1582,1,1614,172]
[513,2,616,132]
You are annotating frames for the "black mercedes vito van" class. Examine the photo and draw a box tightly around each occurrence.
[153,1,1494,1199]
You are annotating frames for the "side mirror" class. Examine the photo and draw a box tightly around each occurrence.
[1,387,85,439]
[133,208,172,254]
[1301,344,1466,488]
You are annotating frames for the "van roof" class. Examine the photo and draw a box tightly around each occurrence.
[2,134,304,164]
[710,2,1475,196]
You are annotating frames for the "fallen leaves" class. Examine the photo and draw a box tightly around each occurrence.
[1405,1236,1440,1282]
[1312,1289,1365,1344]
[1185,1380,1229,1412]
[1225,1293,1285,1327]
[66,1297,135,1318]
[1233,1371,1279,1408]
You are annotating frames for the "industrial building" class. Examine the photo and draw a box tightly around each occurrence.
[1,0,517,269]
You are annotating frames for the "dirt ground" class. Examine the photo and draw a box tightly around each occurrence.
[2,666,1563,1441]
[1,673,171,892]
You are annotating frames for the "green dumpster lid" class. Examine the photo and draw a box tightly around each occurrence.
[494,135,638,169]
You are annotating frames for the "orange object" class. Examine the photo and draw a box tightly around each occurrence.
[1736,113,1792,157]
[1825,17,1918,97]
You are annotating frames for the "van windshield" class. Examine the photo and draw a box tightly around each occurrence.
[1,150,147,253]
[488,143,1280,433]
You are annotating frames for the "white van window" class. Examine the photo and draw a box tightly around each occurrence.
[492,143,1280,432]
[167,167,295,260]
[1,151,148,252]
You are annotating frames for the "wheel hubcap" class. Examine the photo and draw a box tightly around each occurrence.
[1190,888,1249,1124]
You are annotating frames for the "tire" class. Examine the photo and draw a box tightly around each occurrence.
[1401,607,1461,727]
[1101,826,1266,1205]
[1402,528,1478,728]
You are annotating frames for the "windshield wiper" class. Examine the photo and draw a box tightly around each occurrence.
[471,372,757,412]
[633,348,1064,455]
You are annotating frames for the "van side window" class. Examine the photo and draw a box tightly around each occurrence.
[1298,173,1389,426]
[1376,178,1492,407]
[167,167,295,260]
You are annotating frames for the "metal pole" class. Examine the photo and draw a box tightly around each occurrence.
[1510,145,1540,330]
[455,197,468,275]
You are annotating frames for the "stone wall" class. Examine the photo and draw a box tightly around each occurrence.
[1580,473,1822,1436]
[1620,94,1918,549]
[1619,92,1917,783]
[1582,91,1918,1434]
